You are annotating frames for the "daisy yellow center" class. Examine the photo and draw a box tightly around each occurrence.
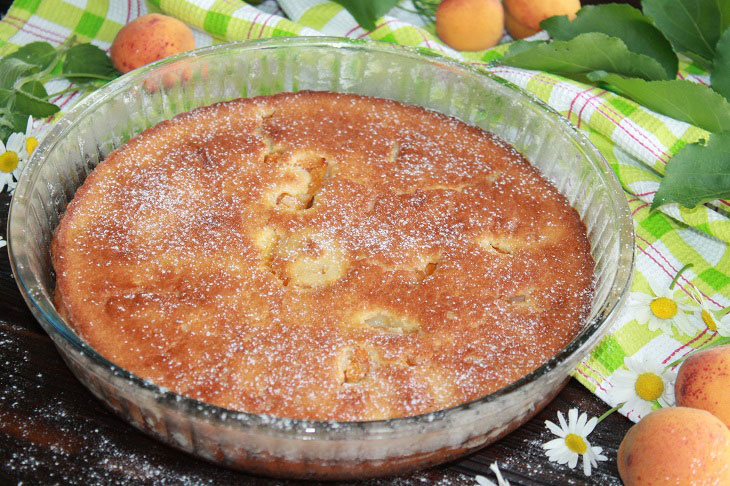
[26,136,38,155]
[0,150,19,173]
[650,297,677,319]
[635,372,664,401]
[565,434,587,455]
[701,310,717,332]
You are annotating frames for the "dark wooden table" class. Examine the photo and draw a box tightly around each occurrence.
[0,191,631,485]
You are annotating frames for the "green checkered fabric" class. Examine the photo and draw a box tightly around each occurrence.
[2,0,729,422]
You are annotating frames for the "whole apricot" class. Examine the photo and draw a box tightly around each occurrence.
[675,344,730,428]
[617,407,730,485]
[504,10,539,40]
[503,0,581,39]
[111,14,195,74]
[435,0,504,52]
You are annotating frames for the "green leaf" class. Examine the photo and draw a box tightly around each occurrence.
[501,32,668,81]
[13,92,59,119]
[505,40,544,57]
[8,112,28,132]
[0,90,33,143]
[711,27,730,100]
[20,80,48,99]
[5,41,57,71]
[0,78,59,120]
[0,88,12,107]
[0,127,11,145]
[541,4,677,79]
[642,0,730,70]
[589,72,730,133]
[13,81,59,119]
[62,43,119,85]
[652,132,730,209]
[0,58,38,90]
[331,0,400,31]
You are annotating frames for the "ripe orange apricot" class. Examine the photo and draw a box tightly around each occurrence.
[435,0,505,52]
[617,407,730,486]
[675,344,730,428]
[503,0,581,39]
[504,10,539,40]
[111,14,195,74]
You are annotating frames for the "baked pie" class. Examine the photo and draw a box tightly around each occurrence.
[51,91,594,421]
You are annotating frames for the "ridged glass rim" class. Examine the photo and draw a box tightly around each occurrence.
[8,37,635,440]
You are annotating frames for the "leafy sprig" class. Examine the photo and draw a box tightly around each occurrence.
[653,133,730,209]
[540,3,678,79]
[503,32,669,81]
[496,0,730,210]
[642,0,730,71]
[0,39,120,143]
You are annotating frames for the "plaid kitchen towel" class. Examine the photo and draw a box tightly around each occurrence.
[1,0,729,422]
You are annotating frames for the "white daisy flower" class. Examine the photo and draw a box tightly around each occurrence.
[623,278,699,336]
[475,463,510,486]
[611,354,676,419]
[0,131,27,193]
[543,409,607,476]
[694,294,730,337]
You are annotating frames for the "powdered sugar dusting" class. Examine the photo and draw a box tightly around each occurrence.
[52,92,594,422]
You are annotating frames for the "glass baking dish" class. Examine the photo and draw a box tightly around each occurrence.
[7,38,634,480]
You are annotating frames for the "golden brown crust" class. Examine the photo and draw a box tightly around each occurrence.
[52,91,594,421]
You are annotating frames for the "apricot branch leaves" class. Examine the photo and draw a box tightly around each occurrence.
[0,39,120,143]
[499,0,730,210]
[642,0,730,70]
[653,135,730,209]
[540,4,677,79]
[586,72,730,134]
[503,33,668,81]
[711,29,730,100]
